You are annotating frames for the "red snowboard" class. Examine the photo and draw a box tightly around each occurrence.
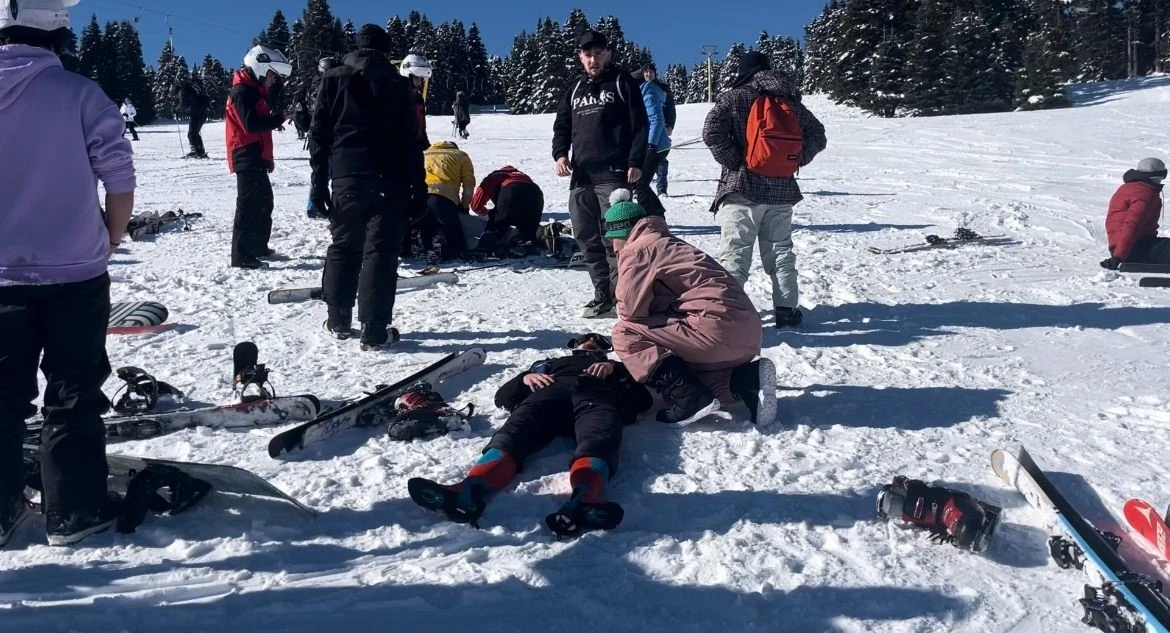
[1124,498,1170,561]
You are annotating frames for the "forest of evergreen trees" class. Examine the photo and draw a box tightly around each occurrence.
[55,0,1170,124]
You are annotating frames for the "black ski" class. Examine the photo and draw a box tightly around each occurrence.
[1118,262,1170,274]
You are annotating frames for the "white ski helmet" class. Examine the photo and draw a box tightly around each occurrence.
[0,0,79,33]
[244,45,292,80]
[399,54,432,79]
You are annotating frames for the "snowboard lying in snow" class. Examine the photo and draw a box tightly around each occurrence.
[1117,262,1170,287]
[267,272,458,304]
[108,300,171,334]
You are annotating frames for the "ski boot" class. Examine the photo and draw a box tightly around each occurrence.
[876,476,1001,552]
[388,383,472,441]
[408,477,489,528]
[544,489,624,540]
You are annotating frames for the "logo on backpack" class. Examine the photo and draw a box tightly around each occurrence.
[744,96,803,178]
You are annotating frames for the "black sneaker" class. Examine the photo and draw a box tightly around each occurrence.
[730,358,778,424]
[46,492,124,546]
[324,307,353,340]
[359,322,401,351]
[0,497,31,548]
[775,307,803,328]
[233,258,269,270]
[649,356,720,426]
[581,297,615,319]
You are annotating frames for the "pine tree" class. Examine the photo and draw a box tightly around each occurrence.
[254,9,291,53]
[152,41,189,119]
[504,31,539,114]
[197,54,232,119]
[295,0,343,98]
[77,15,105,86]
[532,18,569,113]
[903,0,952,114]
[114,21,154,124]
[386,16,408,59]
[343,20,357,53]
[803,0,847,96]
[99,21,121,101]
[466,23,491,102]
[562,8,591,78]
[719,43,746,94]
[664,63,688,105]
[485,55,507,105]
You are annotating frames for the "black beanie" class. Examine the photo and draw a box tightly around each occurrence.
[734,51,771,87]
[356,24,390,52]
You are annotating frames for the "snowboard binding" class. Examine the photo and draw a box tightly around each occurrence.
[408,477,488,528]
[387,382,473,441]
[233,342,274,402]
[116,463,213,533]
[112,366,185,414]
[1080,580,1153,633]
[876,475,1001,552]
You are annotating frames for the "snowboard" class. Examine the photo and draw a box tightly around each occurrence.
[868,230,1017,255]
[992,447,1170,633]
[266,272,458,304]
[129,209,202,241]
[105,453,316,516]
[267,347,486,458]
[108,300,169,334]
[1118,263,1170,274]
[1124,499,1170,562]
[25,395,322,442]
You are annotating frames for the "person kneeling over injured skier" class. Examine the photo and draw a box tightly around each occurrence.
[408,333,652,537]
[605,189,778,426]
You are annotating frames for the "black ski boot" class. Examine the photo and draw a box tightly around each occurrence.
[324,307,353,340]
[649,356,720,425]
[408,477,489,528]
[876,476,1001,552]
[545,490,624,540]
[359,321,400,351]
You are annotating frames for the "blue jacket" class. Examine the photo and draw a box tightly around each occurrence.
[641,80,671,151]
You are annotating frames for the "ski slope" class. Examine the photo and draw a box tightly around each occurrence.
[4,75,1170,632]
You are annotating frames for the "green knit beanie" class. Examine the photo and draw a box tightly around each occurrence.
[603,189,647,239]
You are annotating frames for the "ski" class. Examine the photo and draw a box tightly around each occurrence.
[267,272,458,305]
[25,395,322,442]
[1118,263,1170,274]
[267,347,486,458]
[1139,277,1170,288]
[868,229,1017,255]
[992,447,1170,633]
[1124,499,1170,563]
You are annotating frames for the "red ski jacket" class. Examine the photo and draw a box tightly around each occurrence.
[470,166,535,215]
[225,69,283,173]
[1106,173,1164,260]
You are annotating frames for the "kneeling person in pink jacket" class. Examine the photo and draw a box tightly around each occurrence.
[605,190,777,425]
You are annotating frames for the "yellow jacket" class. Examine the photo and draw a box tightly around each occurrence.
[424,141,475,208]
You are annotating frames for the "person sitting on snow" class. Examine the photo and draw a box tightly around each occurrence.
[417,140,475,261]
[1102,157,1170,269]
[408,332,652,538]
[604,189,778,426]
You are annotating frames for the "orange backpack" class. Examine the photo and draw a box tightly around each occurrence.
[744,96,803,178]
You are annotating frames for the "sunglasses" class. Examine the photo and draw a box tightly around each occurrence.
[567,333,612,351]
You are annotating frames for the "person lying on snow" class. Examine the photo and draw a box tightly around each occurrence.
[604,189,778,426]
[1101,157,1170,269]
[408,332,652,538]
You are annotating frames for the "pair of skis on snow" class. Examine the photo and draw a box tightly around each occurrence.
[867,228,1019,254]
[991,447,1170,633]
[125,209,202,241]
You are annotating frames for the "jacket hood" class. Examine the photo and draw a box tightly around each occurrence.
[1123,169,1166,189]
[428,140,460,151]
[342,51,395,80]
[744,69,797,99]
[625,214,671,244]
[0,45,60,111]
[232,68,267,94]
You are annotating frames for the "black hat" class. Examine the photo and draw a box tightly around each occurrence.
[579,29,608,51]
[643,62,657,72]
[355,23,390,52]
[734,51,771,87]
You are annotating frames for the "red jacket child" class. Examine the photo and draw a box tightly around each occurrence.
[1106,158,1166,262]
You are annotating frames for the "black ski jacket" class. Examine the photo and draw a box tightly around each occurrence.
[552,65,649,187]
[309,51,425,203]
[494,352,652,423]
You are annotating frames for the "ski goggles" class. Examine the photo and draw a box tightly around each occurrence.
[566,333,612,351]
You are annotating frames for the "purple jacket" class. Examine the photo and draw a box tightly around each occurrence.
[0,45,136,285]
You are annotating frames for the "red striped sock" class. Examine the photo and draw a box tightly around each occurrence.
[462,448,518,492]
[569,457,610,503]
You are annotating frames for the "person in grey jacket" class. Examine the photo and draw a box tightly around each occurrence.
[702,52,826,328]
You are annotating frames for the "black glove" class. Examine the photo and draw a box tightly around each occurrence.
[1100,257,1120,270]
[310,183,332,216]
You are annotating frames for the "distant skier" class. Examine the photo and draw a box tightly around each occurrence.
[452,90,470,139]
[310,24,426,351]
[702,51,826,328]
[0,0,136,546]
[225,44,293,270]
[643,63,676,196]
[305,57,334,219]
[1102,157,1170,269]
[399,54,431,152]
[408,332,652,537]
[634,65,671,211]
[470,165,545,245]
[603,189,777,426]
[178,80,210,158]
[120,97,138,141]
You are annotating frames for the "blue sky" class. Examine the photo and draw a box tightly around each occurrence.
[80,0,825,69]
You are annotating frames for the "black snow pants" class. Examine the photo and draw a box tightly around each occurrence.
[231,169,274,265]
[491,181,544,243]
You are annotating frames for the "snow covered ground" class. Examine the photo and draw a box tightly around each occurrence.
[4,75,1170,632]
